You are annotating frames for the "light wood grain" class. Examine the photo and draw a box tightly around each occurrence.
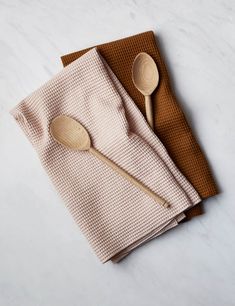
[132,52,159,130]
[89,147,169,208]
[50,115,91,150]
[50,115,169,208]
[144,95,154,129]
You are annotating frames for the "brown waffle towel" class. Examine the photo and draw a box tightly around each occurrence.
[61,31,218,219]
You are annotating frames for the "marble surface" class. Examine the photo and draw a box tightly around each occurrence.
[1,1,235,305]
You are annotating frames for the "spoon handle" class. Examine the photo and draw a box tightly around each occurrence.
[89,147,169,208]
[145,95,154,129]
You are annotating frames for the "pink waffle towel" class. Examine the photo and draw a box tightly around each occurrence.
[11,48,201,263]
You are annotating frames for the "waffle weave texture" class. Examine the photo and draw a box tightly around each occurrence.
[11,49,201,262]
[61,31,218,219]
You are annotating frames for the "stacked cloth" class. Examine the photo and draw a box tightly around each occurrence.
[61,31,218,219]
[11,48,201,263]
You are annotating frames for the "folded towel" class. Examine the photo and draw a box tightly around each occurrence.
[61,31,218,219]
[11,48,201,263]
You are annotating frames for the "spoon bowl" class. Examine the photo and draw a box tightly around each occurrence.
[50,115,91,150]
[132,52,159,95]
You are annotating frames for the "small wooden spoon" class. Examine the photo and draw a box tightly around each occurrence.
[50,115,169,208]
[132,52,159,129]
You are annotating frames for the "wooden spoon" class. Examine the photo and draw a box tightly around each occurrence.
[50,115,169,208]
[132,52,159,129]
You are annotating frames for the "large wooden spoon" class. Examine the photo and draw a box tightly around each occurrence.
[132,52,159,129]
[50,115,169,208]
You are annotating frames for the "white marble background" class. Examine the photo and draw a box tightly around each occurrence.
[0,0,235,305]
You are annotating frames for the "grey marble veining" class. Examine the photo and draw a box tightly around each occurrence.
[0,1,235,306]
